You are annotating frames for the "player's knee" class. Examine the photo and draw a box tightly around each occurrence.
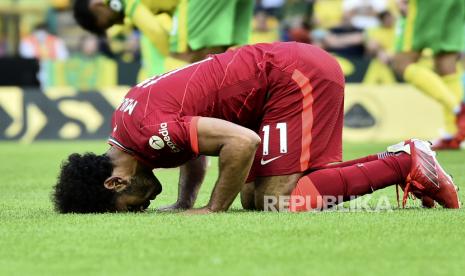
[434,53,458,75]
[259,192,294,212]
[255,190,281,211]
[237,132,261,151]
[261,194,280,211]
[249,132,262,146]
[392,52,421,77]
[254,174,301,212]
[392,55,408,76]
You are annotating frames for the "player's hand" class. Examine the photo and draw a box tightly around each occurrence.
[182,207,213,215]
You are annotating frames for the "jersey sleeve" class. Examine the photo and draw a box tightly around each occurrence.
[140,115,200,156]
[124,1,170,56]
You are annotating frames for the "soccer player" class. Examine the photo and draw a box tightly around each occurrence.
[73,0,179,56]
[393,0,465,150]
[73,0,254,63]
[169,0,254,63]
[53,42,460,214]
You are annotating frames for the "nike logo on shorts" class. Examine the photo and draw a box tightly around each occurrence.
[260,156,283,165]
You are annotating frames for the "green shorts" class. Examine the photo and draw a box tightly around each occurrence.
[140,35,166,76]
[395,0,465,54]
[170,0,254,53]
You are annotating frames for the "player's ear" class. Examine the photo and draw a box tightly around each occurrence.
[104,176,127,192]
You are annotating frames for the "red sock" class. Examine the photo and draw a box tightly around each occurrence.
[322,154,379,169]
[290,153,411,211]
[322,151,397,169]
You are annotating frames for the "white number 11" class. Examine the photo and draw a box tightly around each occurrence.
[262,122,288,156]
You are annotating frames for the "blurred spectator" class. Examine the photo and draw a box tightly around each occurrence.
[462,40,465,98]
[49,2,90,53]
[311,29,365,57]
[0,18,4,57]
[250,1,282,44]
[106,26,141,63]
[19,22,69,88]
[343,0,387,30]
[288,25,311,44]
[462,52,465,103]
[311,15,365,57]
[19,22,69,60]
[255,0,285,18]
[0,17,7,57]
[365,11,395,64]
[313,0,344,29]
[46,0,71,35]
[363,10,396,83]
[280,0,314,42]
[0,31,6,57]
[44,34,117,90]
[396,0,408,16]
[80,34,99,56]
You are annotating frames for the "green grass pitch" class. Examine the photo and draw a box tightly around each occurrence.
[1,141,465,275]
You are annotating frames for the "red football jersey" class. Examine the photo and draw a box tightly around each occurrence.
[109,42,344,172]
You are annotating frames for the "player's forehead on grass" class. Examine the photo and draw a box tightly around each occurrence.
[53,148,162,213]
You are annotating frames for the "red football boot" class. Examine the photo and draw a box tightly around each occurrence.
[404,139,460,208]
[387,141,431,208]
[387,139,460,208]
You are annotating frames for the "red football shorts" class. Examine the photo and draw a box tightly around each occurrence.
[247,43,345,182]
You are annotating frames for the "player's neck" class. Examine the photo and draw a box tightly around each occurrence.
[106,147,138,179]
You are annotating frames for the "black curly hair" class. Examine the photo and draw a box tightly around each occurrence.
[53,153,116,213]
[73,0,105,35]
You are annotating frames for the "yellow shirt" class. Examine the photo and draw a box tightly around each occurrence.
[314,0,343,29]
[125,0,179,15]
[250,17,280,44]
[366,27,395,54]
[124,0,179,56]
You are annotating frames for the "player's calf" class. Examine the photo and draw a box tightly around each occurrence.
[287,139,460,212]
[254,174,302,211]
[240,182,257,210]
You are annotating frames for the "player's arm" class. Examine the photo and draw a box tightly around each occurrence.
[192,117,261,213]
[158,155,207,211]
[126,1,170,56]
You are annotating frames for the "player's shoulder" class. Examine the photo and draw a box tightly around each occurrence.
[144,0,179,14]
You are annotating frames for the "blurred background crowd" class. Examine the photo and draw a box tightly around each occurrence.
[1,0,465,146]
[0,0,428,90]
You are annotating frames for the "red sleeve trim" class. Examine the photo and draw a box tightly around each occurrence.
[108,137,134,155]
[189,116,200,155]
[108,138,154,168]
